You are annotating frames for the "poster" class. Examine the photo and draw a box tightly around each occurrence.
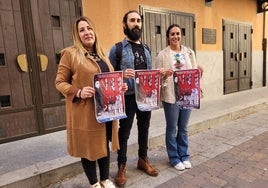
[93,71,127,123]
[173,69,200,109]
[134,69,161,111]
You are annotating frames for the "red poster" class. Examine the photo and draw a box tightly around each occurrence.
[93,71,127,123]
[134,69,161,111]
[173,69,200,109]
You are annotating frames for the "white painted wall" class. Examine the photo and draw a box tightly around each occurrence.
[252,50,267,88]
[196,50,268,100]
[196,51,223,100]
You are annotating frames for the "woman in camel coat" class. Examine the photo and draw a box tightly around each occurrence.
[55,16,125,188]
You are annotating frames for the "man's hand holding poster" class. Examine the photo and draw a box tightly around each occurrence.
[93,71,127,123]
[134,70,160,111]
[173,69,200,109]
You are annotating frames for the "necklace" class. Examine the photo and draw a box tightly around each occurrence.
[87,51,101,61]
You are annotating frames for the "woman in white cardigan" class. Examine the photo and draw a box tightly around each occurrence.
[156,24,202,171]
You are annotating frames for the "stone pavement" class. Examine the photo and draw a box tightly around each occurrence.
[47,109,268,188]
[156,130,268,188]
[0,86,268,188]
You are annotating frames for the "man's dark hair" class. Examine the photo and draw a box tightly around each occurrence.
[122,10,142,25]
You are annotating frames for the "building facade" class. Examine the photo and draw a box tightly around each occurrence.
[0,0,267,143]
[83,0,267,97]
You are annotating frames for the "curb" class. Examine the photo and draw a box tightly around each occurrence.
[1,101,268,188]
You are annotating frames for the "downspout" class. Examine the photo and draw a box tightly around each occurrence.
[263,49,266,85]
[262,3,267,86]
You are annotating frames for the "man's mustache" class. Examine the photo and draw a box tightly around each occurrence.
[132,26,141,31]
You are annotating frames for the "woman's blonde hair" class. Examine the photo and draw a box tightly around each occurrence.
[63,16,107,64]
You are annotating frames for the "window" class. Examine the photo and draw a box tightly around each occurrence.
[51,15,60,27]
[0,53,5,66]
[0,95,11,107]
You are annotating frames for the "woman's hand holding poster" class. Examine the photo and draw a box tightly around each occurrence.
[93,71,127,123]
[173,69,200,109]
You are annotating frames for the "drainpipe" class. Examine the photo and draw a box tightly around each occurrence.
[263,37,267,86]
[262,2,268,87]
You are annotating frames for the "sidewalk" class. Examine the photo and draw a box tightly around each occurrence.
[157,130,268,188]
[0,87,268,188]
[49,109,268,188]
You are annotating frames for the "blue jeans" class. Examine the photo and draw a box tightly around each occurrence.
[162,102,192,166]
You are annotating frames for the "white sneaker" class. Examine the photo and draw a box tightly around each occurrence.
[174,162,185,171]
[183,160,192,169]
[100,179,116,188]
[91,182,102,188]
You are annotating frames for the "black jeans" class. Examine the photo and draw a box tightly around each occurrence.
[81,124,111,185]
[117,94,151,165]
[81,155,110,185]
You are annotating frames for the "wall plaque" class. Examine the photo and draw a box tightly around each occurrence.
[202,28,216,44]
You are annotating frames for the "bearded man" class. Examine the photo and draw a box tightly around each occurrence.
[109,10,159,187]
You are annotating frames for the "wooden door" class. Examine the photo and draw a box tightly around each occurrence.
[0,0,81,143]
[29,0,82,131]
[140,6,195,68]
[171,14,195,49]
[238,24,252,91]
[223,20,252,94]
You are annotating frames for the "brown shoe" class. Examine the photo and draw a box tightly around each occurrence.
[115,164,126,187]
[137,157,158,177]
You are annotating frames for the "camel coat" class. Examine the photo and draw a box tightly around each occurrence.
[55,47,119,161]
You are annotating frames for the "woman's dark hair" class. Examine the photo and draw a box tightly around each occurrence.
[166,24,182,38]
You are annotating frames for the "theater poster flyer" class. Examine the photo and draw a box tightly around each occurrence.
[173,69,200,109]
[93,71,126,123]
[134,69,161,111]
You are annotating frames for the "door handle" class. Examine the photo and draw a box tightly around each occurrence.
[235,53,239,61]
[17,54,48,72]
[17,54,28,72]
[39,54,48,71]
[240,52,244,61]
[235,52,243,62]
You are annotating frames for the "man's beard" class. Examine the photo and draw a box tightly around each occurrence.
[124,25,142,41]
